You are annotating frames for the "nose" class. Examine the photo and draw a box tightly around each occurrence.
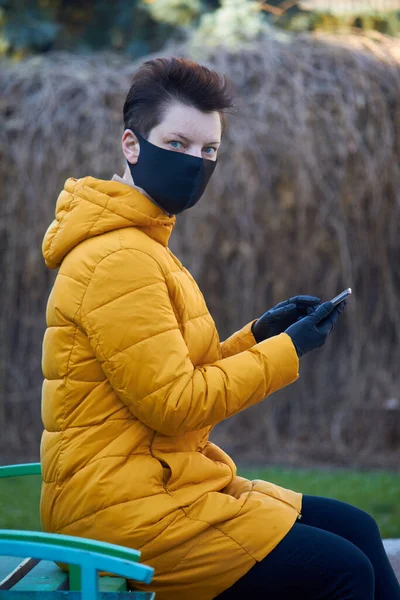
[188,146,203,159]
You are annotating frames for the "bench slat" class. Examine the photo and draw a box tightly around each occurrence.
[98,577,127,592]
[11,561,68,592]
[0,593,155,599]
[11,561,129,592]
[0,558,24,584]
[0,559,39,590]
[3,559,148,595]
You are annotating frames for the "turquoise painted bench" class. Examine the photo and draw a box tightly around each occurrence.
[0,463,155,599]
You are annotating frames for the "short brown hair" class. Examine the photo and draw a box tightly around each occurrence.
[123,57,235,138]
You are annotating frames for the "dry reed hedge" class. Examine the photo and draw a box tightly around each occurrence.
[1,33,399,466]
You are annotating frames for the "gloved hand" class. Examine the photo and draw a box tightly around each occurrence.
[285,300,347,357]
[251,295,320,343]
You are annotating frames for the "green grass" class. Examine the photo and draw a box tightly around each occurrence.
[1,468,400,538]
[0,474,42,531]
[239,467,400,538]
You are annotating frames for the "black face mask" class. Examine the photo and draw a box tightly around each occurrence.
[126,132,217,215]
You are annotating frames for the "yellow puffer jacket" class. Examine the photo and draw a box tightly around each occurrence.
[41,176,302,600]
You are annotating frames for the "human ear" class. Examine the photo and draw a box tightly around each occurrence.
[122,129,140,165]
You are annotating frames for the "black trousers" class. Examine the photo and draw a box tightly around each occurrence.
[216,495,400,599]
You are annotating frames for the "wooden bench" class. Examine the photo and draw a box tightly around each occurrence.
[0,463,155,599]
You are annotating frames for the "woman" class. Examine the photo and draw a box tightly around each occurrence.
[41,58,400,599]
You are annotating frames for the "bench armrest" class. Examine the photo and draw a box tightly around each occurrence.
[0,530,153,600]
[0,464,41,478]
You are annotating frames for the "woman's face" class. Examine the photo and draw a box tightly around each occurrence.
[123,101,222,165]
[148,102,222,161]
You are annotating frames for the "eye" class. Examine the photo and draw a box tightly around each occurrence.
[169,140,184,150]
[203,147,217,155]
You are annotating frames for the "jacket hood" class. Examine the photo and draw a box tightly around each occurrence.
[43,176,177,269]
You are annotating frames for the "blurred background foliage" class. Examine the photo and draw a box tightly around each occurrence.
[2,33,400,468]
[1,0,399,60]
[1,0,399,471]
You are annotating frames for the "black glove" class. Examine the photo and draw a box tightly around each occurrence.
[285,300,347,357]
[251,295,320,343]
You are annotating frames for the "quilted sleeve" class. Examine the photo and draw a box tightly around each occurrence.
[220,321,258,359]
[80,248,299,436]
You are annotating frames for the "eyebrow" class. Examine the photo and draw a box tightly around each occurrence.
[168,132,221,146]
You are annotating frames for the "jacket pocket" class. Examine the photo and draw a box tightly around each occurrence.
[159,458,172,487]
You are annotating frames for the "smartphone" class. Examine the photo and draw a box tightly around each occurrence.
[330,287,352,307]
